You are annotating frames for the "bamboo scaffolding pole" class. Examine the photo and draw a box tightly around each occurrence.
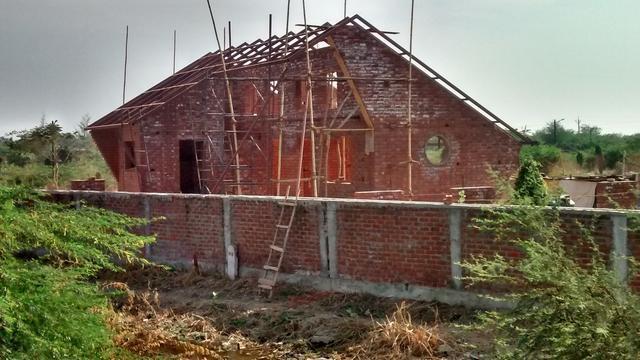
[122,25,129,105]
[205,0,242,194]
[302,0,318,197]
[406,0,415,199]
[276,0,291,196]
[207,76,414,82]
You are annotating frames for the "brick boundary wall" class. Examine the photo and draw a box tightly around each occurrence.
[50,190,640,309]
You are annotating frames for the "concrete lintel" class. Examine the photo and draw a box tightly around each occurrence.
[239,267,510,310]
[611,214,629,283]
[326,202,338,278]
[48,190,640,216]
[449,208,463,290]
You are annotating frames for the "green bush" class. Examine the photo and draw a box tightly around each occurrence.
[605,148,624,169]
[0,259,112,359]
[576,151,584,166]
[519,145,561,172]
[0,187,154,358]
[463,205,640,359]
[513,158,548,205]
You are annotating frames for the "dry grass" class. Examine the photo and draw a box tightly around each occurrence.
[351,302,449,359]
[104,281,230,359]
[100,268,473,359]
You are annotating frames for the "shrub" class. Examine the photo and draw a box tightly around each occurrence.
[576,151,584,166]
[462,205,640,359]
[605,148,624,169]
[519,145,561,172]
[513,158,548,205]
[0,187,154,358]
[0,259,112,359]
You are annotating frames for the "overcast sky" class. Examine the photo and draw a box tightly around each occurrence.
[1,0,639,136]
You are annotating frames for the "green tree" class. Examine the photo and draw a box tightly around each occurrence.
[595,144,605,174]
[520,145,561,172]
[9,121,71,187]
[513,158,548,205]
[576,151,584,166]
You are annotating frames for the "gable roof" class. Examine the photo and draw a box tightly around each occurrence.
[87,14,533,144]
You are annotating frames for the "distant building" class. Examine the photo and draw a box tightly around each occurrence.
[87,15,531,200]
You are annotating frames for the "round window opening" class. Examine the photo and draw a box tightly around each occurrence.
[424,136,448,165]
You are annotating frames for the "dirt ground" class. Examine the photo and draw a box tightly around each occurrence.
[100,267,491,359]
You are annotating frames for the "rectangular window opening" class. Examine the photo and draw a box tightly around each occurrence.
[327,72,338,109]
[124,141,136,169]
[326,136,351,182]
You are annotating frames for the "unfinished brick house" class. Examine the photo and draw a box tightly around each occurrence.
[87,15,532,201]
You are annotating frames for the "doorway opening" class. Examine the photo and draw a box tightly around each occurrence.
[179,140,202,193]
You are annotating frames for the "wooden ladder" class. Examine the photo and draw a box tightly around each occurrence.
[258,186,297,298]
[134,135,151,190]
[194,141,214,194]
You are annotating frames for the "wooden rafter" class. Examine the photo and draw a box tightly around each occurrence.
[325,36,374,154]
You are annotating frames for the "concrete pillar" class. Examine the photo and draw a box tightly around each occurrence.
[223,197,237,279]
[611,214,628,284]
[143,196,152,257]
[449,208,463,290]
[318,203,329,276]
[327,202,338,278]
[73,192,81,210]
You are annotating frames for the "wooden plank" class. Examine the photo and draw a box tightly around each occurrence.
[326,36,375,154]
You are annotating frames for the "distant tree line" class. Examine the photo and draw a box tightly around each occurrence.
[0,116,113,188]
[520,121,640,174]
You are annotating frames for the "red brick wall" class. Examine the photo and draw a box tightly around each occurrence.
[52,191,637,295]
[595,181,638,209]
[70,178,106,191]
[91,24,521,199]
[231,199,321,274]
[336,205,451,287]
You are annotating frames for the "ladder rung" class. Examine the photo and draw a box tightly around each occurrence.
[276,224,289,229]
[258,278,276,287]
[134,150,147,153]
[263,265,279,271]
[136,164,149,167]
[270,245,284,252]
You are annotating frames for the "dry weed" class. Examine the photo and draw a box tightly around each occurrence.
[106,284,225,359]
[352,301,449,359]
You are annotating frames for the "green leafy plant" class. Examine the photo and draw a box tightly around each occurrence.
[519,144,561,172]
[462,204,640,359]
[0,186,154,358]
[576,151,584,166]
[513,158,548,205]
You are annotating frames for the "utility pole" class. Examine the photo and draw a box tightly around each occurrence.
[575,116,581,134]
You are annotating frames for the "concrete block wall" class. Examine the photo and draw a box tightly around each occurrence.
[51,190,639,308]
